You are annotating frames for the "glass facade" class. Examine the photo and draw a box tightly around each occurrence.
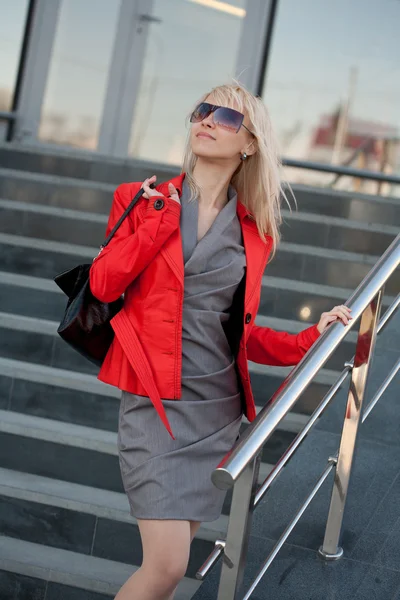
[128,0,248,165]
[1,0,399,191]
[0,0,29,112]
[38,0,122,149]
[262,0,400,193]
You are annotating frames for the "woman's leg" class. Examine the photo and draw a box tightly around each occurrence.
[114,519,194,600]
[166,520,202,600]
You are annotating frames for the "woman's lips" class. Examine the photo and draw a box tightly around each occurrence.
[197,133,215,139]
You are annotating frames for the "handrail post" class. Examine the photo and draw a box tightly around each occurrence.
[319,289,384,560]
[217,453,261,600]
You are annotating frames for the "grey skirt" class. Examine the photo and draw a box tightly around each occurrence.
[117,391,243,522]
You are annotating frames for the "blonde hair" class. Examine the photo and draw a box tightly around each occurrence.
[182,80,293,258]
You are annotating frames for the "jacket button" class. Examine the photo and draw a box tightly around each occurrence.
[245,313,252,324]
[154,198,164,210]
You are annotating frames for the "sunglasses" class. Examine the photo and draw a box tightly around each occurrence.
[190,102,254,135]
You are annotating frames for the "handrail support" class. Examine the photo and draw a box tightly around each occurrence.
[217,453,261,600]
[318,289,383,560]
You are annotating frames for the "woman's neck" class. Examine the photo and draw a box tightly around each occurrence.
[192,158,237,211]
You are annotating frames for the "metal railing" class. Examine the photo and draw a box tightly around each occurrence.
[282,157,400,186]
[0,112,17,122]
[197,233,400,599]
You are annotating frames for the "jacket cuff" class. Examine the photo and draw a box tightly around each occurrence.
[306,323,322,344]
[146,195,181,217]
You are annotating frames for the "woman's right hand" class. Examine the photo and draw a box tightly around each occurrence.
[142,175,181,205]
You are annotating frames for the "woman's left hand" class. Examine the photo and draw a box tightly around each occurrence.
[317,305,353,334]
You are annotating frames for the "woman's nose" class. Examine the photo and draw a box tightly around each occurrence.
[202,113,215,128]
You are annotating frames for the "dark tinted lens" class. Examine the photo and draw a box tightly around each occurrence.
[213,107,243,132]
[190,102,212,123]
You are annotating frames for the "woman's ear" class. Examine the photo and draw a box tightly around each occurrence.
[243,138,257,157]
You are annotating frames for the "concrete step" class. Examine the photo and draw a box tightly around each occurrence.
[0,142,175,185]
[0,409,124,493]
[1,197,397,256]
[0,352,303,477]
[0,407,280,519]
[0,467,228,541]
[0,270,395,331]
[2,231,397,294]
[0,536,201,599]
[0,309,353,380]
[292,183,400,225]
[0,468,214,580]
[1,161,400,225]
[0,356,312,434]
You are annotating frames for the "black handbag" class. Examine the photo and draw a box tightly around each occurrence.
[54,183,154,367]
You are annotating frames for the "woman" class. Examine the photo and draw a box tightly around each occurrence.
[89,82,352,600]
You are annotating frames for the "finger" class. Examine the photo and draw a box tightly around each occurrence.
[168,183,181,204]
[335,308,351,324]
[141,175,157,190]
[168,183,177,195]
[142,180,154,198]
[325,315,338,324]
[329,308,350,323]
[340,305,352,316]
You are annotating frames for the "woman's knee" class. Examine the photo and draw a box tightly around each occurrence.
[142,551,188,591]
[139,519,191,589]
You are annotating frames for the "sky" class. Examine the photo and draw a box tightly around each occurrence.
[0,0,399,167]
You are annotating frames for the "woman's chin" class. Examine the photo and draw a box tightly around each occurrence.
[191,145,223,161]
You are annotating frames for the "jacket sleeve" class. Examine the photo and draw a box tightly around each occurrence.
[89,183,181,302]
[246,323,321,367]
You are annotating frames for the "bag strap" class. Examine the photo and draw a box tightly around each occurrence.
[100,182,156,249]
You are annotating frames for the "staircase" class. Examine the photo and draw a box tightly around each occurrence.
[0,144,399,600]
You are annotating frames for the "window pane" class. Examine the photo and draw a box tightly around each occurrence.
[0,0,29,112]
[262,0,400,195]
[129,0,248,165]
[38,0,121,149]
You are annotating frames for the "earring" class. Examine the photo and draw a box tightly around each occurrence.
[240,152,248,161]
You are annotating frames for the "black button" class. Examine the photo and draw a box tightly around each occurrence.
[154,199,164,210]
[245,313,252,324]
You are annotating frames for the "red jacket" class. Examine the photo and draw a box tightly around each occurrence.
[89,173,321,438]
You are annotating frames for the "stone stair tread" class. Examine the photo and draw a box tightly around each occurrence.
[0,355,310,435]
[0,231,382,263]
[0,409,117,455]
[0,269,396,306]
[280,206,400,234]
[0,342,341,387]
[2,163,400,206]
[0,466,229,540]
[0,309,358,342]
[262,274,395,303]
[0,535,201,599]
[0,356,119,397]
[0,198,108,223]
[0,166,115,192]
[2,196,398,236]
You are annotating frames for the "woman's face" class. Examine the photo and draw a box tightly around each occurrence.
[190,94,254,163]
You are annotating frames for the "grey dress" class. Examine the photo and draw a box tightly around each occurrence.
[117,177,246,522]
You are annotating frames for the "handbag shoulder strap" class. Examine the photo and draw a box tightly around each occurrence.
[101,182,155,249]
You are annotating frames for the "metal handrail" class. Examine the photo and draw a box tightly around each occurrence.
[328,138,373,188]
[197,233,399,598]
[282,157,400,185]
[0,111,17,122]
[196,294,399,581]
[242,353,399,600]
[213,234,399,490]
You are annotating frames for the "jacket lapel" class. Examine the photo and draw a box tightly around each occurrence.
[237,200,272,309]
[135,174,271,300]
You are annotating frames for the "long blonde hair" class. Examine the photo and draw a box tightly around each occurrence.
[182,80,292,258]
